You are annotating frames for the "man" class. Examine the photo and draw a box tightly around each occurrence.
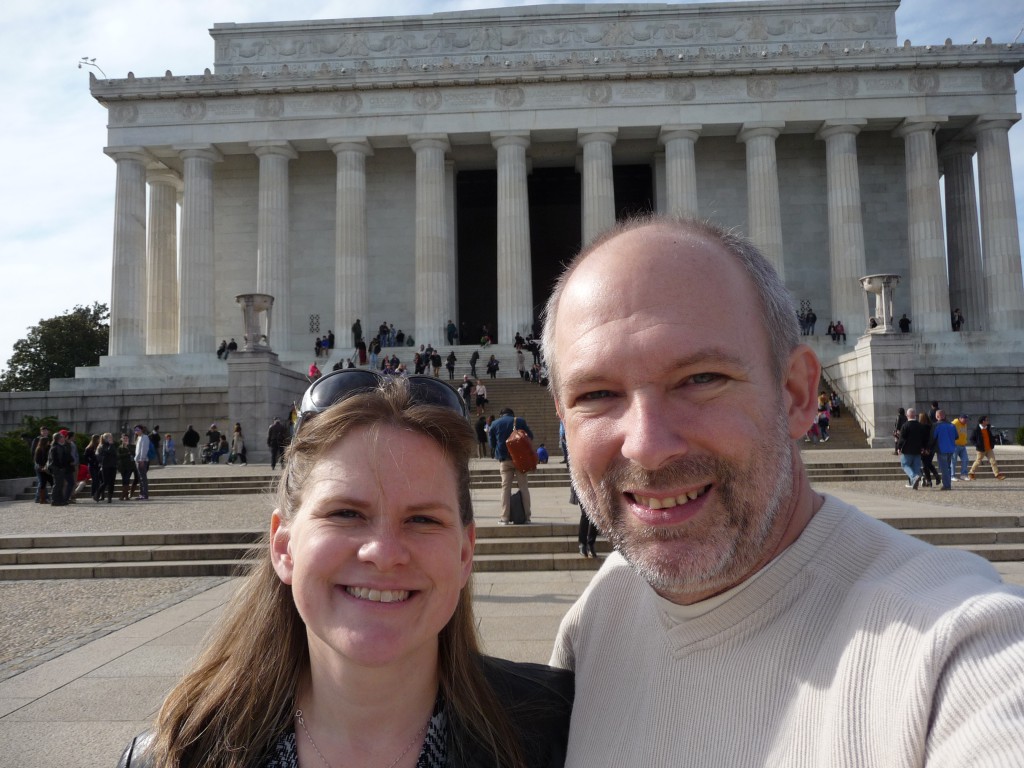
[899,313,911,332]
[64,431,80,504]
[30,425,50,503]
[133,425,151,500]
[542,216,1024,765]
[47,429,72,507]
[226,338,238,358]
[488,407,533,525]
[267,417,288,470]
[897,408,928,489]
[927,401,939,424]
[181,424,201,465]
[206,423,222,453]
[968,415,1007,481]
[931,410,958,491]
[951,414,971,481]
[149,425,163,465]
[352,318,362,346]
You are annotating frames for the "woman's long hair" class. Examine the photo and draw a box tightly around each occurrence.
[149,379,525,768]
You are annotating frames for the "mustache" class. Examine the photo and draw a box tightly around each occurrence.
[598,455,732,492]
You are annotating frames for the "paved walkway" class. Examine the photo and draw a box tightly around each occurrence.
[1,456,1023,768]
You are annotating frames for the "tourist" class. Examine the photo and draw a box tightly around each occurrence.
[229,423,247,465]
[893,406,908,455]
[952,308,965,331]
[486,354,500,379]
[115,372,571,768]
[951,413,971,481]
[899,313,911,332]
[47,430,72,507]
[474,380,488,417]
[447,319,458,345]
[469,349,480,378]
[267,416,288,470]
[162,434,176,466]
[351,318,362,346]
[117,434,138,500]
[968,415,1007,481]
[82,434,102,501]
[308,361,321,380]
[833,319,846,342]
[96,432,118,503]
[216,340,227,359]
[133,425,151,500]
[931,410,958,491]
[181,425,200,465]
[446,350,457,380]
[541,215,1024,764]
[489,407,534,525]
[226,338,238,358]
[32,435,51,504]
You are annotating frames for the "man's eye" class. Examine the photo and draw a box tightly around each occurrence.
[689,373,721,385]
[579,390,615,401]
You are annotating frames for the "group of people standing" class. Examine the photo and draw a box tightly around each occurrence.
[896,403,1007,490]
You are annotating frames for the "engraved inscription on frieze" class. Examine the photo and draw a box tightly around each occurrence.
[413,90,443,111]
[830,75,859,98]
[667,81,697,102]
[909,73,938,95]
[863,76,905,93]
[495,87,526,108]
[111,104,139,125]
[747,78,778,100]
[702,79,745,98]
[584,84,612,104]
[179,100,208,121]
[331,93,363,114]
[366,93,408,110]
[447,91,490,108]
[942,73,981,90]
[981,69,1014,92]
[255,96,285,118]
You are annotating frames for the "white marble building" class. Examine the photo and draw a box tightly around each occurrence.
[25,0,1024,444]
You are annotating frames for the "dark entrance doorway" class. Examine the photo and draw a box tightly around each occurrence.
[455,163,652,341]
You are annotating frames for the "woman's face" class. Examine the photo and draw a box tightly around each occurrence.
[272,425,474,673]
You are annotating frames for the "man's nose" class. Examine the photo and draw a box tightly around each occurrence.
[619,394,690,471]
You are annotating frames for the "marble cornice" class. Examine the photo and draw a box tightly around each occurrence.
[89,42,1024,104]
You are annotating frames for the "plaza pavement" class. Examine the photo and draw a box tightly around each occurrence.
[1,451,1023,768]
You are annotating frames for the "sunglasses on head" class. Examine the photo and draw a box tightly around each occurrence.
[295,369,468,433]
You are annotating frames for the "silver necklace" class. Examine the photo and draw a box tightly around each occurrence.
[295,708,429,768]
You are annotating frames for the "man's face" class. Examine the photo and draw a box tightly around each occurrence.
[553,226,812,602]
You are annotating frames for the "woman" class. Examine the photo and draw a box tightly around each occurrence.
[96,433,119,503]
[117,371,572,768]
[230,424,247,466]
[83,434,102,501]
[474,381,488,417]
[163,434,177,466]
[117,433,139,500]
[486,355,499,379]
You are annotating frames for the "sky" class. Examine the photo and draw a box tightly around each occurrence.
[1,0,1022,373]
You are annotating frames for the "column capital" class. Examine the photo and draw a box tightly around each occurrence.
[737,122,785,143]
[659,124,702,145]
[250,140,298,160]
[892,117,947,139]
[969,113,1022,135]
[491,131,531,150]
[173,144,223,163]
[816,118,867,141]
[578,128,618,147]
[146,166,182,189]
[408,134,450,153]
[327,137,373,156]
[103,146,153,164]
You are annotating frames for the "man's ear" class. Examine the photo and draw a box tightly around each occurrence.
[270,510,294,585]
[782,345,821,439]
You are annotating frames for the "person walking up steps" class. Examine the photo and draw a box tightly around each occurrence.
[968,415,1007,481]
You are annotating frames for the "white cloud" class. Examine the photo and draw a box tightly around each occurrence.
[1,0,1021,370]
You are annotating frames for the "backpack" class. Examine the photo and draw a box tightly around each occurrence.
[505,424,538,473]
[147,439,157,462]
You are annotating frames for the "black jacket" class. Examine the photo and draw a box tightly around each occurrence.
[116,656,572,768]
[897,419,930,455]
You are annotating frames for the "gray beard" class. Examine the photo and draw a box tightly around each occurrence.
[571,408,794,597]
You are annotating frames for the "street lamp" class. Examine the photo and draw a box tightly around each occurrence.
[78,57,108,78]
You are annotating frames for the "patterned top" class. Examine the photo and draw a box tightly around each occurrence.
[267,699,447,768]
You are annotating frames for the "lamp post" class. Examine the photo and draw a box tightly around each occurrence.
[78,57,108,78]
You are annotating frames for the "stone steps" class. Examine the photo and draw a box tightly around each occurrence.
[3,515,1024,579]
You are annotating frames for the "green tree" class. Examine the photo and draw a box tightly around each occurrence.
[0,303,109,392]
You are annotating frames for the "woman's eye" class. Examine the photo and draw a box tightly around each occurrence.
[328,509,361,520]
[409,515,440,525]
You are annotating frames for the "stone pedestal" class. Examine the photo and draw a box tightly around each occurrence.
[226,350,308,465]
[824,334,916,447]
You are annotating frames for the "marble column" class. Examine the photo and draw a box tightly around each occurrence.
[145,168,181,355]
[328,138,372,355]
[579,129,617,244]
[251,141,297,350]
[659,125,701,217]
[973,114,1024,331]
[817,119,868,332]
[492,131,534,344]
[939,140,986,330]
[175,144,222,353]
[410,134,452,347]
[738,122,786,279]
[894,118,950,333]
[104,147,150,357]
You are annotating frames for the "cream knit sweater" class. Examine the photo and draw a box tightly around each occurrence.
[551,496,1024,767]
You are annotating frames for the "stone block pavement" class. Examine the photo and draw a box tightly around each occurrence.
[1,452,1023,768]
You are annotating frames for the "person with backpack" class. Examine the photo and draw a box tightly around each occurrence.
[181,424,201,465]
[489,407,534,525]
